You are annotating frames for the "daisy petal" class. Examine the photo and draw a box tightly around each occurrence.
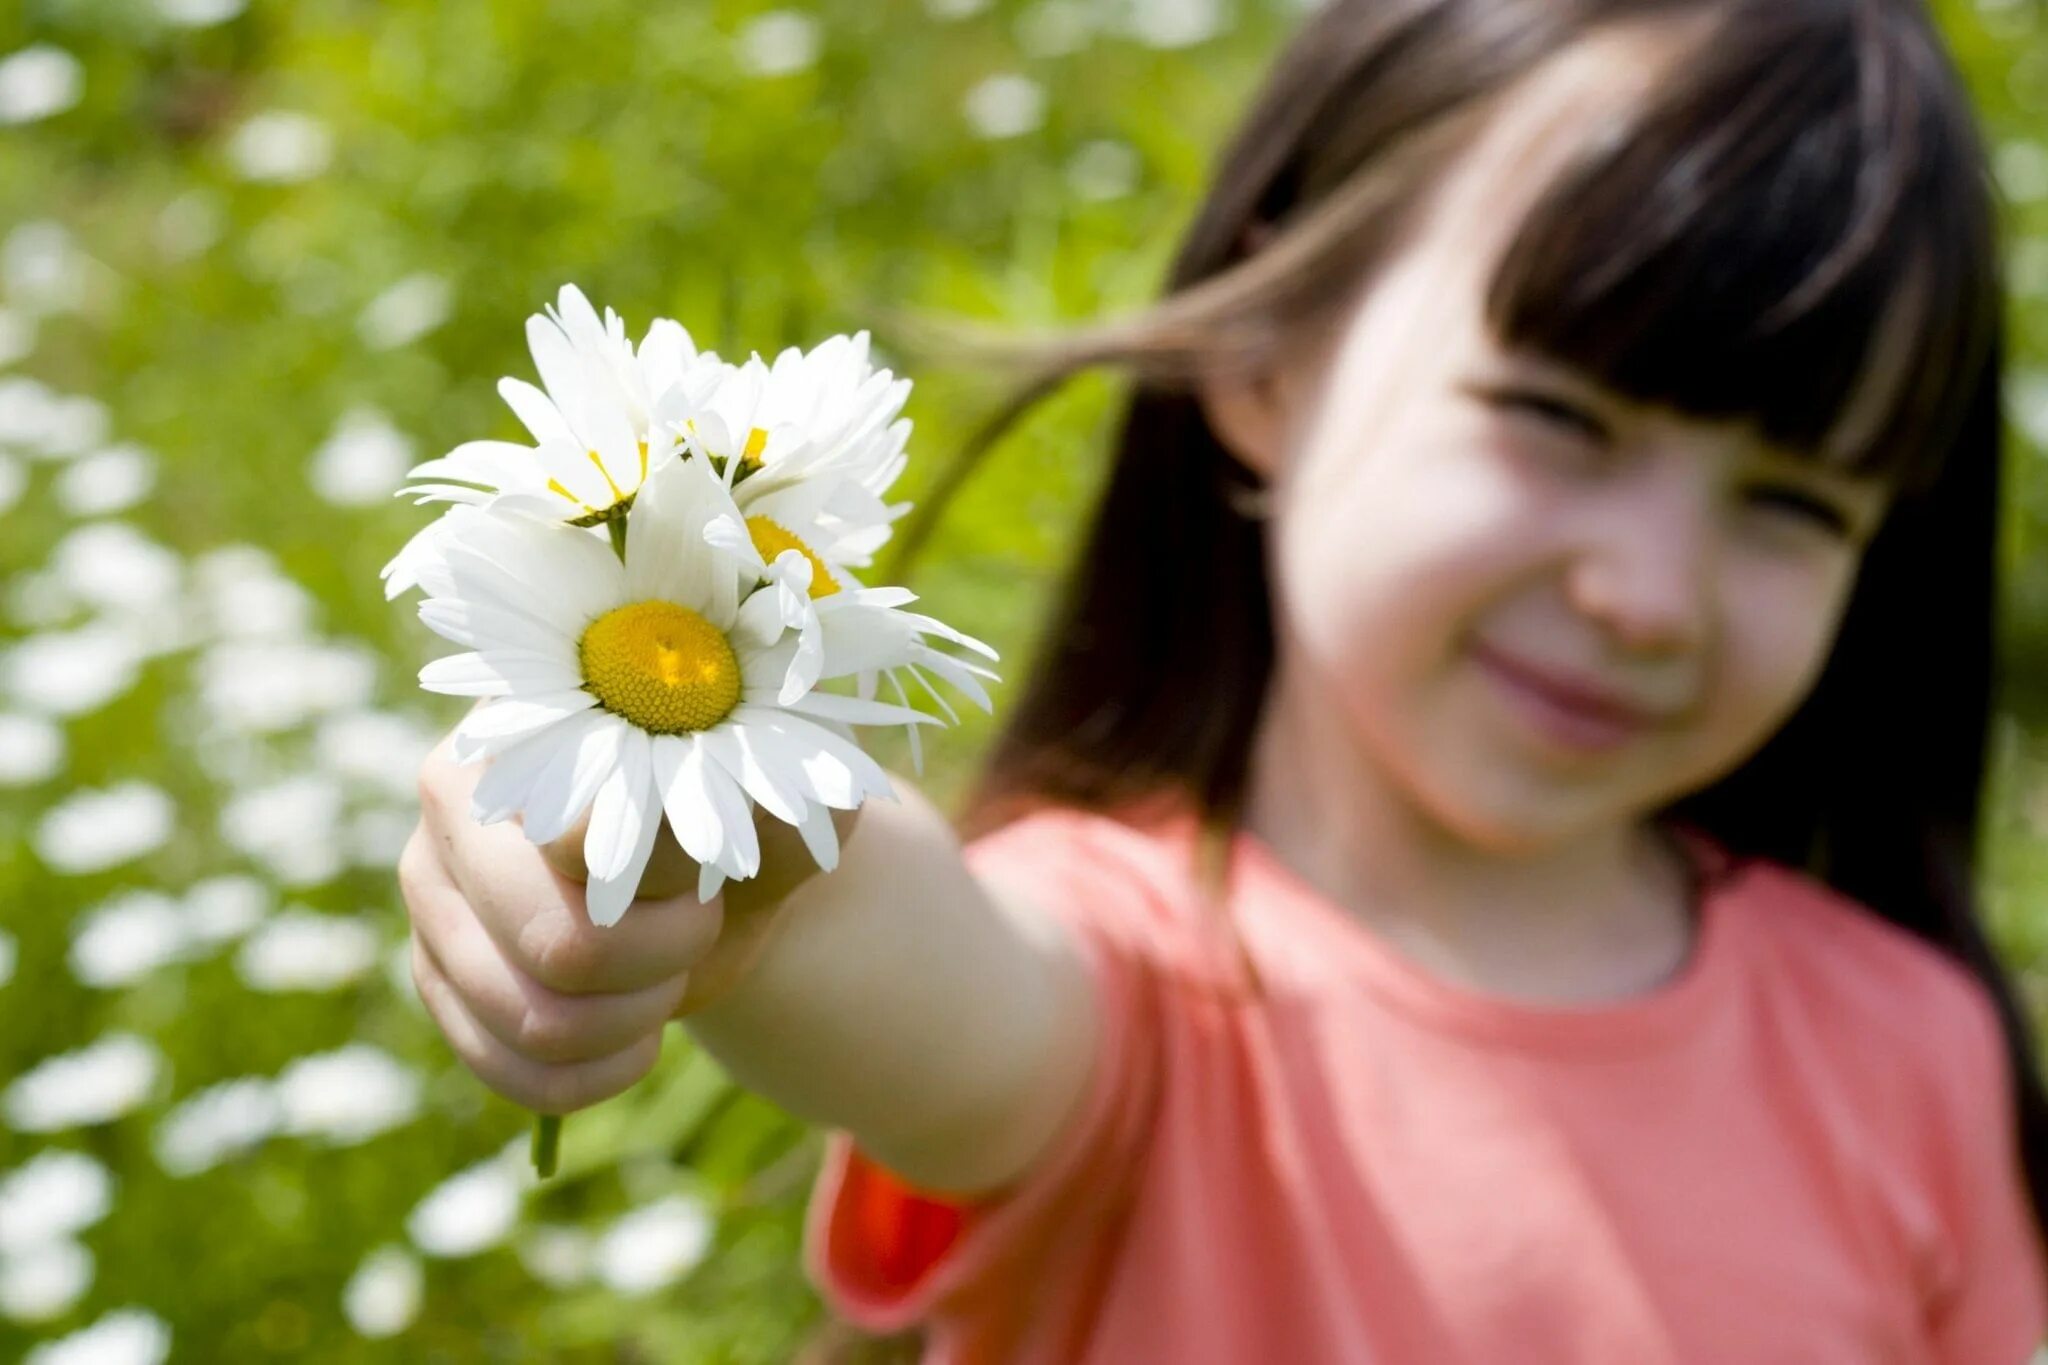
[584,731,661,926]
[795,800,840,873]
[652,734,724,868]
[701,723,804,825]
[520,713,624,846]
[451,690,598,762]
[498,377,575,448]
[778,690,940,728]
[473,715,597,824]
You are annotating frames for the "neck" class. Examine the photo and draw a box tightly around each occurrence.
[1240,647,1696,1005]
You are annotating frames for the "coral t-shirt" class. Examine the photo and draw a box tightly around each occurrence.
[803,802,2048,1363]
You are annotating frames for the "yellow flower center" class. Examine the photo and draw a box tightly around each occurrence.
[746,517,839,598]
[578,600,741,733]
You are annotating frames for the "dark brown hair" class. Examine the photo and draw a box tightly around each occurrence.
[874,0,2046,1279]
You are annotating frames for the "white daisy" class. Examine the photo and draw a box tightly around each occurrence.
[380,284,724,598]
[414,454,938,922]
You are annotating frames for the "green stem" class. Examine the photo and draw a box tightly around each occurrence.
[532,1113,562,1178]
[608,514,628,561]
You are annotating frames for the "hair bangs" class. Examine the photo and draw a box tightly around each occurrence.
[1483,3,1998,496]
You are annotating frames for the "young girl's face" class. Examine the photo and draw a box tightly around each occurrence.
[1225,23,1900,854]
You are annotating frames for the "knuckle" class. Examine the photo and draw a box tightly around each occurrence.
[512,992,600,1065]
[520,916,607,993]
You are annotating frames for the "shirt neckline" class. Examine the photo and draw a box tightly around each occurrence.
[1217,814,1758,1057]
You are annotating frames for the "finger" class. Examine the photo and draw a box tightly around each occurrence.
[410,934,664,1116]
[416,735,726,993]
[407,865,692,1065]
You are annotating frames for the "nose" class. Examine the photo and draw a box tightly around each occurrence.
[1565,472,1713,657]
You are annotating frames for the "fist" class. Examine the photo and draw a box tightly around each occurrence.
[400,728,856,1115]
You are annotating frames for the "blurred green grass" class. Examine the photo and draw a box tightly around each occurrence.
[0,0,2045,1360]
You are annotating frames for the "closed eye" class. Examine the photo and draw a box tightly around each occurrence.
[1480,384,1614,447]
[1746,485,1854,536]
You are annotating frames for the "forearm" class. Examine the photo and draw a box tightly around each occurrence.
[679,778,1092,1194]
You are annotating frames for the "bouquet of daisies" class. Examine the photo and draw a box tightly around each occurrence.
[382,285,998,1171]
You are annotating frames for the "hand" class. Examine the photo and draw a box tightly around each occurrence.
[400,729,857,1115]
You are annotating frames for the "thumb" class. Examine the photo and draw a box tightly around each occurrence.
[535,809,701,901]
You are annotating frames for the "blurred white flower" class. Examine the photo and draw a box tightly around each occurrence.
[1124,0,1229,47]
[315,709,438,799]
[154,191,223,261]
[187,545,317,640]
[927,0,992,16]
[4,625,144,717]
[962,73,1045,139]
[0,452,23,517]
[738,11,820,77]
[0,929,15,989]
[1,224,93,321]
[34,782,176,876]
[0,712,64,785]
[51,522,182,618]
[515,1224,594,1288]
[1996,139,2048,205]
[275,1044,420,1143]
[2015,237,2048,302]
[1067,139,1140,202]
[156,0,247,28]
[0,1240,93,1323]
[0,374,107,457]
[342,1245,422,1338]
[151,1077,280,1176]
[55,445,156,517]
[0,46,83,126]
[197,639,376,734]
[4,1034,163,1132]
[2012,368,2048,453]
[180,874,270,944]
[407,1157,522,1258]
[70,890,194,988]
[234,908,378,990]
[0,1149,113,1254]
[219,775,347,885]
[347,806,417,869]
[1017,0,1094,56]
[357,272,452,350]
[311,406,413,506]
[228,111,332,183]
[23,1307,171,1365]
[0,306,34,367]
[594,1194,716,1295]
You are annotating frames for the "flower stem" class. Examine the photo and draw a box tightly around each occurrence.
[532,1113,561,1178]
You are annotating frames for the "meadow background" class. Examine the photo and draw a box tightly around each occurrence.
[2,0,2047,1360]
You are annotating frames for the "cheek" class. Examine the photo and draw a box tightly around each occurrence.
[1698,555,1856,748]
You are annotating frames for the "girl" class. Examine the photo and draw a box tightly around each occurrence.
[399,0,2048,1359]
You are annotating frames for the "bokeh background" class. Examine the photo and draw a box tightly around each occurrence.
[2,0,2047,1360]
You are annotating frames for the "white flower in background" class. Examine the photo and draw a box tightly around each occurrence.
[314,709,440,799]
[415,458,932,916]
[381,284,724,597]
[515,1224,594,1288]
[187,545,316,640]
[0,373,107,456]
[4,1034,163,1132]
[1068,138,1141,201]
[152,1078,280,1176]
[1995,138,2048,205]
[0,46,83,126]
[357,271,450,350]
[2013,368,2048,453]
[0,1150,113,1254]
[153,190,223,260]
[219,775,347,885]
[1124,0,1230,47]
[0,452,23,517]
[69,891,194,988]
[228,110,332,182]
[54,444,157,517]
[34,782,175,875]
[0,307,34,367]
[0,930,15,989]
[0,712,64,785]
[310,406,413,506]
[1017,0,1094,57]
[0,1240,92,1323]
[197,639,377,735]
[51,522,182,618]
[4,625,143,717]
[738,11,821,77]
[594,1194,715,1295]
[23,1307,171,1365]
[927,0,992,17]
[343,1245,423,1338]
[180,874,270,944]
[347,806,418,868]
[156,0,247,28]
[234,909,379,991]
[963,73,1046,139]
[275,1044,420,1143]
[407,1156,522,1258]
[0,223,90,320]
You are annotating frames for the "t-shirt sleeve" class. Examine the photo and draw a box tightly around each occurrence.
[801,808,1171,1337]
[1924,974,2048,1363]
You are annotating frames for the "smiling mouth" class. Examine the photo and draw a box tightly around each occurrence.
[1470,641,1657,754]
